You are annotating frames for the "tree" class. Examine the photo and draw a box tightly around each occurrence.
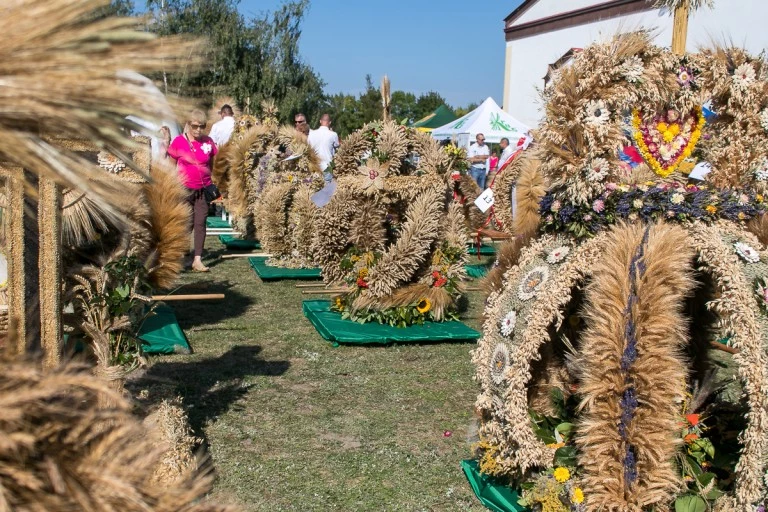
[357,74,383,125]
[390,91,417,125]
[455,102,479,118]
[414,91,449,121]
[144,0,325,124]
[322,93,362,138]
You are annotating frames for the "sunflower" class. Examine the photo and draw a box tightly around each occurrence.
[416,298,432,314]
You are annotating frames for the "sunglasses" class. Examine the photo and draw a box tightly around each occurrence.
[295,120,306,124]
[189,123,205,129]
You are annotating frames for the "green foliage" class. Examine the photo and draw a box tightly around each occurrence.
[674,495,708,512]
[144,0,324,123]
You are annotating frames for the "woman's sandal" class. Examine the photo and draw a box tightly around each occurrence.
[191,262,210,273]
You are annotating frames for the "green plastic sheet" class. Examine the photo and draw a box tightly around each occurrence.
[465,263,490,279]
[248,256,322,281]
[138,303,191,355]
[461,460,528,512]
[218,234,261,250]
[206,216,231,229]
[468,243,497,256]
[303,299,480,347]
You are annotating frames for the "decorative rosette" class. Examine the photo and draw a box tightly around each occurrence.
[499,310,517,337]
[546,246,570,264]
[490,343,510,385]
[734,241,760,263]
[518,266,550,301]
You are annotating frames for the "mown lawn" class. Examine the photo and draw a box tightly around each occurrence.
[133,239,491,511]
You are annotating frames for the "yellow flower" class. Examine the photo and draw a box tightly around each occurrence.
[546,442,565,450]
[350,255,360,263]
[663,130,674,143]
[333,297,345,311]
[553,467,570,482]
[416,298,432,314]
[706,204,718,214]
[657,121,668,132]
[358,267,369,279]
[572,488,584,504]
[758,194,764,203]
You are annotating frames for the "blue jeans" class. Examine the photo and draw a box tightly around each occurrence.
[470,167,487,189]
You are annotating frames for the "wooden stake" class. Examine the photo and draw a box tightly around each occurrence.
[710,341,739,355]
[221,253,272,259]
[671,0,690,55]
[295,283,329,289]
[152,293,225,301]
[38,177,62,369]
[301,289,347,295]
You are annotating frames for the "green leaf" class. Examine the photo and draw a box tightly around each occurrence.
[693,438,715,459]
[696,472,715,487]
[555,422,575,440]
[116,284,130,298]
[553,445,578,467]
[674,495,707,512]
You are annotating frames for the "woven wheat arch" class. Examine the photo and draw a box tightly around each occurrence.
[473,31,768,510]
[312,121,469,322]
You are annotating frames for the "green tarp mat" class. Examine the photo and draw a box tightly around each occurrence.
[206,216,231,229]
[303,299,481,347]
[248,256,322,281]
[468,243,497,256]
[461,460,527,512]
[138,303,191,355]
[465,263,490,279]
[218,234,261,250]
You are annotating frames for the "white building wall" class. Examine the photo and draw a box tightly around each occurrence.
[504,0,768,127]
[513,0,610,25]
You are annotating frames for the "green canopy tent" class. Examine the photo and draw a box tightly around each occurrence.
[412,105,457,133]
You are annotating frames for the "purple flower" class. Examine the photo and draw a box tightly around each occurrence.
[583,214,593,222]
[592,199,605,213]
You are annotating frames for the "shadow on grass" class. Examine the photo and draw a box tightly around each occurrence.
[166,279,254,329]
[133,345,290,439]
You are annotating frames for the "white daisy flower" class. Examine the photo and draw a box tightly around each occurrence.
[586,158,609,182]
[670,193,685,205]
[499,310,517,337]
[546,246,570,264]
[201,142,213,154]
[633,199,644,209]
[490,343,510,385]
[518,266,550,301]
[584,100,610,126]
[734,241,760,263]
[619,56,644,83]
[755,168,768,182]
[733,63,756,89]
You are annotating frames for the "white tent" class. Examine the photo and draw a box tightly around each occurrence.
[431,97,530,147]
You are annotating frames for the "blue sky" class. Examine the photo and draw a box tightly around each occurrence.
[238,1,525,108]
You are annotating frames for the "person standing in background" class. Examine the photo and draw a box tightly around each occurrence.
[208,104,235,147]
[308,113,339,182]
[468,133,490,189]
[294,112,310,136]
[167,110,218,273]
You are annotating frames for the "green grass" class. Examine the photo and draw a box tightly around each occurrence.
[131,240,490,511]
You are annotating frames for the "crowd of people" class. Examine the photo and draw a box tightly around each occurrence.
[160,107,341,273]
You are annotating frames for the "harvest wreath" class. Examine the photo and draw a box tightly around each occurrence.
[472,31,768,511]
[312,121,469,326]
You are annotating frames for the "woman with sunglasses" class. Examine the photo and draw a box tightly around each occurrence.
[167,109,218,272]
